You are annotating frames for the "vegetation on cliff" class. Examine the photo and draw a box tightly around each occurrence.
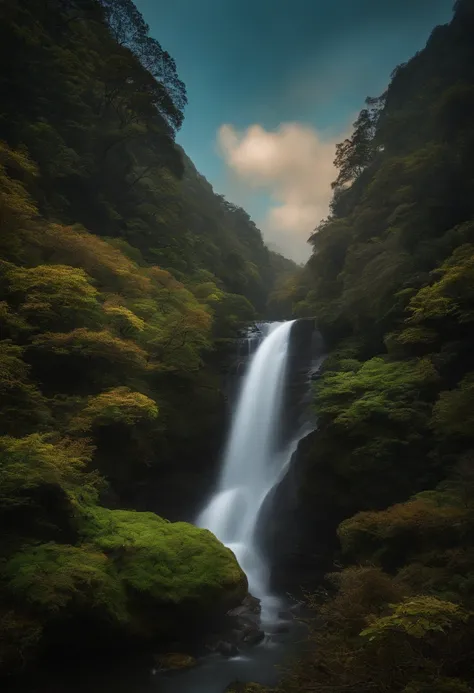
[273,1,474,691]
[0,0,283,676]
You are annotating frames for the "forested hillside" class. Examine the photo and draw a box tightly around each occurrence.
[0,0,291,676]
[275,1,474,691]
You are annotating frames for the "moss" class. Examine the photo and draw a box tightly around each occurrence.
[154,652,197,670]
[80,506,247,617]
[0,504,247,669]
[4,543,128,626]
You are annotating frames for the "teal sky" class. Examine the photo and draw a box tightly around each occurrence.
[135,0,455,261]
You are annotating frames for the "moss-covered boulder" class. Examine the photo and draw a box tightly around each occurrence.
[80,506,248,636]
[1,507,247,671]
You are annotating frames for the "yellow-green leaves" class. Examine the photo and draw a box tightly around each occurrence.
[360,596,469,641]
[103,303,145,337]
[0,341,49,435]
[0,434,95,509]
[72,387,158,431]
[5,543,127,621]
[0,142,38,255]
[6,263,100,330]
[32,328,149,371]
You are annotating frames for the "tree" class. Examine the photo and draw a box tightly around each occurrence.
[4,263,101,331]
[98,0,186,130]
[71,386,158,431]
[0,342,49,435]
[332,95,385,189]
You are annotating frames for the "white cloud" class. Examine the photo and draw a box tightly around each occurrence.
[217,122,341,263]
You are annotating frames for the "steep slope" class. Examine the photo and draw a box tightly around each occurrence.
[272,2,474,692]
[0,0,288,676]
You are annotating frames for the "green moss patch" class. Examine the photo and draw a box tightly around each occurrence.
[4,542,128,625]
[80,506,247,612]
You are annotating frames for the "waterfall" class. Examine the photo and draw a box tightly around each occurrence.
[197,320,298,621]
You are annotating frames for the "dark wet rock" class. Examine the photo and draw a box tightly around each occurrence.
[228,605,253,619]
[205,592,264,656]
[242,629,265,646]
[214,641,240,657]
[229,594,261,616]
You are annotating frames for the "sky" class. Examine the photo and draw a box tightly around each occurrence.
[135,0,455,263]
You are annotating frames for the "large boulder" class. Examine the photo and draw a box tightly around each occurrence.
[80,506,249,638]
[205,594,265,656]
[1,506,248,671]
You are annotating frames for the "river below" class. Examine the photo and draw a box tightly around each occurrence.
[23,597,307,693]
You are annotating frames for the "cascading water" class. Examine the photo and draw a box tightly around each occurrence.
[197,320,297,621]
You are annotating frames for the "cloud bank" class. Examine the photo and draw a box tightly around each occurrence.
[217,123,340,263]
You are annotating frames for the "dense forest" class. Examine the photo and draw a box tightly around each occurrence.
[0,0,297,678]
[267,0,474,691]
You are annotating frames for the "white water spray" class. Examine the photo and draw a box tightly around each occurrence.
[197,321,298,620]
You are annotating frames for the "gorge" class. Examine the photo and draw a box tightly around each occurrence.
[3,1,474,692]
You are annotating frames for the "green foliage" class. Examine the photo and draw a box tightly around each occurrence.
[72,387,159,431]
[103,303,146,337]
[0,141,39,260]
[276,4,474,693]
[4,543,127,623]
[32,328,150,372]
[338,494,470,567]
[315,356,438,429]
[432,374,474,439]
[0,0,290,678]
[396,548,474,606]
[4,263,101,331]
[319,566,406,636]
[0,341,49,435]
[360,596,469,641]
[36,225,152,297]
[332,95,384,188]
[0,434,97,511]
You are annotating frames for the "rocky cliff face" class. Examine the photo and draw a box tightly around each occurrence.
[256,319,330,594]
[262,429,343,595]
